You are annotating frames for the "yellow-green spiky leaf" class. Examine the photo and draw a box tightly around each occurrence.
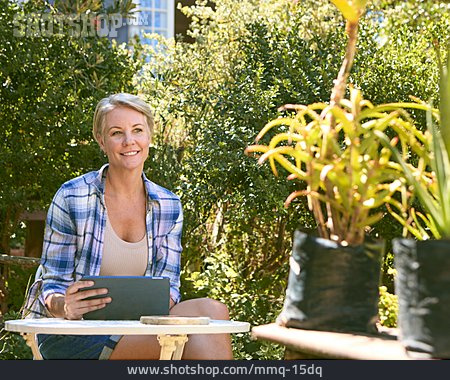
[329,0,367,23]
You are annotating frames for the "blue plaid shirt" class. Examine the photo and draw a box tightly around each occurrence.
[23,164,182,318]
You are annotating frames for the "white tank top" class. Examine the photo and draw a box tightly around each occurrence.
[100,214,148,276]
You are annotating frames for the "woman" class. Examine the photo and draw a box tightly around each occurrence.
[25,93,232,360]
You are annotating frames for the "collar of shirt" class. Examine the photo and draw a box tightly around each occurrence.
[84,163,163,211]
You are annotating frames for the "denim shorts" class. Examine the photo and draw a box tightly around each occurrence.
[37,334,122,360]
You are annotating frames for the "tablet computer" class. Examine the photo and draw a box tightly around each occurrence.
[80,276,170,320]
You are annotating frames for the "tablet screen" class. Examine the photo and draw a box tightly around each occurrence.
[80,276,170,320]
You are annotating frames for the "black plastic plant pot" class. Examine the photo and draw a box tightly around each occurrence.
[393,238,450,358]
[277,230,384,334]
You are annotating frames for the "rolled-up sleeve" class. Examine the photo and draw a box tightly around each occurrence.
[155,202,183,304]
[40,186,77,301]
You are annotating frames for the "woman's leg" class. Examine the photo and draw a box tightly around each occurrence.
[108,334,161,360]
[109,297,232,360]
[170,298,233,360]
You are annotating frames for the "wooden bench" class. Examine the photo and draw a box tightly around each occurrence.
[251,323,426,360]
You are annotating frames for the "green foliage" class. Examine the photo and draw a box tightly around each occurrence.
[183,249,287,359]
[0,310,32,360]
[378,285,398,328]
[353,2,448,125]
[2,264,36,312]
[0,262,36,358]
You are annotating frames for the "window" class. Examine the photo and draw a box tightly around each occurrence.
[128,0,175,46]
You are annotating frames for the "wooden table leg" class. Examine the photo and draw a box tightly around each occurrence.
[172,335,189,360]
[157,334,188,360]
[22,333,43,360]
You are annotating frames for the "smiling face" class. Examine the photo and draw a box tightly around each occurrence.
[99,106,151,173]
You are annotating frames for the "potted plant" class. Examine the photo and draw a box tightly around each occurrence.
[245,0,419,334]
[376,47,450,358]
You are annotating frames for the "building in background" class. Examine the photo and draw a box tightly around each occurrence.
[115,0,195,45]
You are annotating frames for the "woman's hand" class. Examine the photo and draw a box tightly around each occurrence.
[45,281,112,320]
[63,281,112,320]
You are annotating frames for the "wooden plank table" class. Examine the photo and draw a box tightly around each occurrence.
[252,323,429,360]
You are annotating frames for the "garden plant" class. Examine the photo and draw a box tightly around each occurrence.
[376,47,450,358]
[244,0,447,334]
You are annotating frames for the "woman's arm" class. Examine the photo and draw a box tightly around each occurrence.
[41,186,110,319]
[40,186,78,302]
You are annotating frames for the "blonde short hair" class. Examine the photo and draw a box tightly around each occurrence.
[92,93,154,144]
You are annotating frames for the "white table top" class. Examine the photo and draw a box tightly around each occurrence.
[5,318,250,336]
